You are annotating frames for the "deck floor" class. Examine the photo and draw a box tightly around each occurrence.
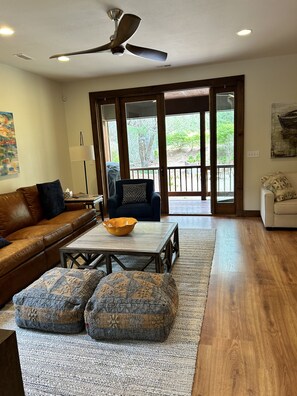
[169,197,211,215]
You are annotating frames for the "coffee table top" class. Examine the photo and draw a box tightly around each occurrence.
[62,221,178,255]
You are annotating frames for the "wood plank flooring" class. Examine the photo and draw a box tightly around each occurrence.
[162,215,297,396]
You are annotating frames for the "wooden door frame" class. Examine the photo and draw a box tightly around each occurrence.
[89,74,244,216]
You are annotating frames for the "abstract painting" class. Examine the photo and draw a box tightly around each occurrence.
[0,111,20,176]
[271,103,297,158]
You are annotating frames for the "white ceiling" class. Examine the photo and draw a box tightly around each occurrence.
[1,0,297,83]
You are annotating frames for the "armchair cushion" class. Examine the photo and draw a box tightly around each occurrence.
[122,182,147,204]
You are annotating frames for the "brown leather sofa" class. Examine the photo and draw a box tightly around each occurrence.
[0,185,97,307]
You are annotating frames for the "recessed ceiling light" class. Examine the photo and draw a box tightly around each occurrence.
[237,29,252,36]
[57,56,70,62]
[0,26,15,36]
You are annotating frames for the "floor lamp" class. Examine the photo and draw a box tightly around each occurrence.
[69,131,95,195]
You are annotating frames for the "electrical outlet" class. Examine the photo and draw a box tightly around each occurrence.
[247,150,260,158]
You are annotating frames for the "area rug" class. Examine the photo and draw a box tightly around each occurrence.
[0,228,216,396]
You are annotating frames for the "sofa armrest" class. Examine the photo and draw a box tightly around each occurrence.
[260,186,275,227]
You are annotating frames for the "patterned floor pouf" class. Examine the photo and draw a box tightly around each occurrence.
[13,268,105,333]
[84,271,179,342]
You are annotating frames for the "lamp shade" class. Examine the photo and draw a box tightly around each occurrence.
[69,145,95,162]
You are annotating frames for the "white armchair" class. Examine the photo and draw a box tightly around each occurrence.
[260,171,297,228]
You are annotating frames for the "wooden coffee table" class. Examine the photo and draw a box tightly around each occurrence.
[59,222,179,273]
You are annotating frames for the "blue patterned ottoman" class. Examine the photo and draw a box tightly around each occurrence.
[13,268,105,333]
[84,271,178,342]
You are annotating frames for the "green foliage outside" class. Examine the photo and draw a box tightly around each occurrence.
[107,110,234,167]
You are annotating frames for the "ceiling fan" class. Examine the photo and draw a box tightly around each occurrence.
[50,8,167,62]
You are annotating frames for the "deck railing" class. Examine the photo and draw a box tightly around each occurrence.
[130,165,234,197]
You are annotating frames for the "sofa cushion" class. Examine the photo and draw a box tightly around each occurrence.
[8,223,72,247]
[274,198,297,215]
[84,271,178,342]
[0,191,34,237]
[38,209,96,231]
[36,179,65,219]
[262,172,297,202]
[122,183,147,204]
[0,238,44,277]
[13,268,106,334]
[17,185,44,223]
[0,237,11,249]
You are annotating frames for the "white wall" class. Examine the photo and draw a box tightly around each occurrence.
[62,53,297,211]
[0,64,71,193]
[1,54,295,210]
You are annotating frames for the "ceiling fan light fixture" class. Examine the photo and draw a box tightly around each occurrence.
[111,46,125,56]
[49,9,167,62]
[237,29,252,36]
[57,56,70,62]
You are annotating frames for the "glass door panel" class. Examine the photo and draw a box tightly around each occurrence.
[125,100,160,192]
[100,103,121,197]
[216,92,235,203]
[210,87,236,215]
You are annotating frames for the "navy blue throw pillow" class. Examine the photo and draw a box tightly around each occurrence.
[0,237,11,249]
[36,179,65,219]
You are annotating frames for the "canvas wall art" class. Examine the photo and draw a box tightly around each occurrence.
[271,103,297,158]
[0,111,20,176]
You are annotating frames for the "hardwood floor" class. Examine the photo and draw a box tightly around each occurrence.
[162,215,297,396]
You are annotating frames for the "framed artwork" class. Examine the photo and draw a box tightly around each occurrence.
[0,112,20,176]
[271,103,297,158]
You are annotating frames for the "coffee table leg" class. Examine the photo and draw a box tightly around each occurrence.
[105,254,112,274]
[155,255,164,273]
[60,251,67,268]
[165,240,173,272]
[174,227,179,258]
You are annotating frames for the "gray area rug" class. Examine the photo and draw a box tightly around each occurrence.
[0,228,216,396]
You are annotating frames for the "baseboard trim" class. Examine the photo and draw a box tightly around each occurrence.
[242,210,260,217]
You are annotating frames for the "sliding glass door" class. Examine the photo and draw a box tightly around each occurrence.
[90,75,244,217]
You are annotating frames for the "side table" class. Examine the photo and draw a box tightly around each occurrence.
[0,329,25,396]
[65,194,104,221]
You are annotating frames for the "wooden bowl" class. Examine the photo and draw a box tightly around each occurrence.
[102,217,137,236]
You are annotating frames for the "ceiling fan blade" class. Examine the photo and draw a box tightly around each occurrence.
[49,42,111,59]
[126,43,167,62]
[112,14,141,47]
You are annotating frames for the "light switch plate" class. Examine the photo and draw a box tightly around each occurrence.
[247,150,260,157]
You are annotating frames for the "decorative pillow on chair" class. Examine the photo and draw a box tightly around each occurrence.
[0,237,11,249]
[122,183,147,204]
[36,179,65,219]
[262,172,297,202]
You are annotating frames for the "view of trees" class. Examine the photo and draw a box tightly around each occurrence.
[127,118,157,168]
[107,110,234,167]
